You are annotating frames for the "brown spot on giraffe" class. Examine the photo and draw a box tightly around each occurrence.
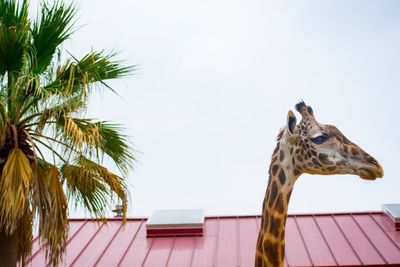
[318,153,333,165]
[278,169,286,185]
[264,241,279,267]
[256,256,263,267]
[268,181,278,208]
[269,216,281,237]
[275,193,285,213]
[271,165,279,176]
[351,148,359,156]
[312,158,322,167]
[280,150,285,161]
[293,168,301,176]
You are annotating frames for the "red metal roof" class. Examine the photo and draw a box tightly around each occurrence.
[26,212,400,267]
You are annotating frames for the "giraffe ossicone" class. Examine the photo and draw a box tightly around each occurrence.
[255,101,383,267]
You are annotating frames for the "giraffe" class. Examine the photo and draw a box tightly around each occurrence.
[255,101,384,267]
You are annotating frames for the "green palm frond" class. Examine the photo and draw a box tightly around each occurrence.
[61,162,108,216]
[28,116,134,174]
[61,155,128,219]
[45,51,134,96]
[0,0,29,75]
[96,121,134,174]
[31,1,76,74]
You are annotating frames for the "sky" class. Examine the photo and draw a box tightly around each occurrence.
[31,0,400,217]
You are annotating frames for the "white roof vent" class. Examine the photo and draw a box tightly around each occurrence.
[146,209,205,237]
[382,204,400,230]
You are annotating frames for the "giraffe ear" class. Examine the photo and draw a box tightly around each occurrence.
[286,110,297,135]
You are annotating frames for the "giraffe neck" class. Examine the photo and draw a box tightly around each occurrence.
[255,140,300,267]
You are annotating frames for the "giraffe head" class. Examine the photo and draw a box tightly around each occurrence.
[282,101,383,180]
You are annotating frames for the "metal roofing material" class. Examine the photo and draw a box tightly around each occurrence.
[26,212,400,267]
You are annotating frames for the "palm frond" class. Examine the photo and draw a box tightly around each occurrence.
[41,165,68,267]
[77,156,128,219]
[61,155,128,219]
[96,121,134,174]
[0,100,8,145]
[54,117,134,174]
[17,208,32,266]
[0,148,32,234]
[0,0,30,75]
[45,51,134,97]
[61,162,107,217]
[31,1,76,74]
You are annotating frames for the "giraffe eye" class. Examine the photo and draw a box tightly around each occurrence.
[311,135,327,144]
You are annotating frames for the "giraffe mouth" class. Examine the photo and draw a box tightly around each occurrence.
[359,166,384,180]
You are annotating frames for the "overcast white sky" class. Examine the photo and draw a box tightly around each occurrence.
[32,0,400,217]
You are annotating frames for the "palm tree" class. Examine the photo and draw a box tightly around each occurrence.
[0,0,134,266]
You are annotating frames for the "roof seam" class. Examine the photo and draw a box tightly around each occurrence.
[26,219,89,265]
[312,215,339,266]
[68,221,106,267]
[369,213,400,253]
[188,235,197,267]
[293,215,314,266]
[331,215,363,265]
[350,214,388,264]
[93,222,124,267]
[236,216,241,267]
[139,235,155,267]
[116,219,145,267]
[164,236,176,267]
[212,217,221,267]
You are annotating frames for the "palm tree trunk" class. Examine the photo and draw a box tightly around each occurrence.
[0,228,18,267]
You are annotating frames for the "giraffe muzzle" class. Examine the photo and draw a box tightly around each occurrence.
[358,161,384,180]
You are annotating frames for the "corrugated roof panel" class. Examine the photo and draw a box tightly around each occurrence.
[142,237,174,267]
[116,221,152,267]
[314,215,361,265]
[334,214,386,265]
[29,220,91,267]
[215,218,238,267]
[94,220,144,267]
[353,214,400,263]
[71,221,121,267]
[370,213,400,244]
[190,236,217,267]
[238,217,259,266]
[285,217,313,266]
[166,237,195,267]
[26,212,400,267]
[119,237,153,266]
[62,221,101,267]
[203,218,219,236]
[295,215,337,266]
